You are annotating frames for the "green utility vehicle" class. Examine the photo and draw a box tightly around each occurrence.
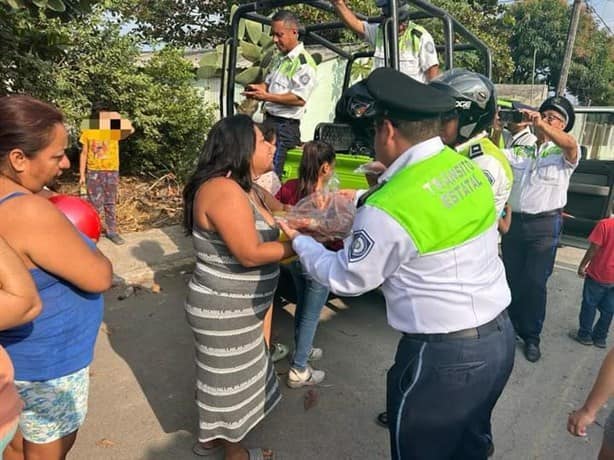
[220,0,492,189]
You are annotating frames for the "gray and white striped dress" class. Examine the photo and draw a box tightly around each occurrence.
[185,202,282,443]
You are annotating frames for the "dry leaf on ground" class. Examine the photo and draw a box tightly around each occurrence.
[95,438,115,448]
[304,389,319,411]
[57,172,183,233]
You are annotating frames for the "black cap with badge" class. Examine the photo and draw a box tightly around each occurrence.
[539,95,575,132]
[365,67,456,121]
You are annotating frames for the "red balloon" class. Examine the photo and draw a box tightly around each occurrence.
[49,195,102,242]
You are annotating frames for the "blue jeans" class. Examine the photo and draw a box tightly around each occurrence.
[287,260,329,370]
[578,276,614,341]
[267,116,300,177]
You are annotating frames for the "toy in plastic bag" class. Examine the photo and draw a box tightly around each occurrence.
[275,187,356,242]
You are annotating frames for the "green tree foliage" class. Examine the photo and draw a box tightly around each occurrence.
[121,49,216,179]
[117,0,228,48]
[430,0,514,82]
[0,4,215,178]
[506,0,613,105]
[0,0,95,14]
[506,0,569,87]
[568,11,613,105]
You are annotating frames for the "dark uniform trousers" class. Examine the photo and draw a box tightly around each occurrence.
[387,312,515,460]
[501,211,562,345]
[266,113,301,177]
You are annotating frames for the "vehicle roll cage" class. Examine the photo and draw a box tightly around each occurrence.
[221,0,492,117]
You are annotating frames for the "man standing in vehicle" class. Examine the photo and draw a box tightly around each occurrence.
[331,0,439,82]
[243,10,317,177]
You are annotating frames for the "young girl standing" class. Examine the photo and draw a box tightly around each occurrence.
[276,140,337,387]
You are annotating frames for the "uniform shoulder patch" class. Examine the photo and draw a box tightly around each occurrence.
[469,143,483,159]
[410,28,423,39]
[299,73,311,85]
[348,229,375,263]
[424,40,435,54]
[482,169,495,185]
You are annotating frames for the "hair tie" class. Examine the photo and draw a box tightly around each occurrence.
[226,171,232,178]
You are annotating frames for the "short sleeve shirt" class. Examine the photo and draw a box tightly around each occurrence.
[264,43,317,119]
[79,129,121,171]
[503,141,579,214]
[587,218,614,284]
[458,137,513,217]
[363,21,438,82]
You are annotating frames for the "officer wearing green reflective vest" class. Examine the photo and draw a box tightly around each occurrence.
[243,10,317,177]
[430,68,514,233]
[330,0,439,82]
[279,68,515,460]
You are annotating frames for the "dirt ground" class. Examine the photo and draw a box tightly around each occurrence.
[57,172,183,233]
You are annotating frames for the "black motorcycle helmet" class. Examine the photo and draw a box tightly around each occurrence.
[539,95,575,132]
[335,79,379,122]
[430,68,497,143]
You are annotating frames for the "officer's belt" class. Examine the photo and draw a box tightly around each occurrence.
[265,113,300,125]
[402,311,508,342]
[513,208,562,219]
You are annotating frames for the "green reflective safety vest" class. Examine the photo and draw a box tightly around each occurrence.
[366,147,496,255]
[270,50,317,79]
[512,143,562,160]
[375,22,427,55]
[458,137,513,184]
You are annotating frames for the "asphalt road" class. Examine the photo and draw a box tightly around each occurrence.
[71,260,608,460]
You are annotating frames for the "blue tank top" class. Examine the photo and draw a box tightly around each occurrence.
[0,192,104,381]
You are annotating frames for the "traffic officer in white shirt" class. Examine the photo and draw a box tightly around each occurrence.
[243,10,317,177]
[501,95,579,363]
[431,69,514,232]
[330,0,439,82]
[280,68,515,460]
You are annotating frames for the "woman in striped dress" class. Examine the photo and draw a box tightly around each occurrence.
[183,115,294,460]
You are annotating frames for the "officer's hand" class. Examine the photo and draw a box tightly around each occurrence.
[337,189,357,201]
[522,109,543,129]
[246,83,266,92]
[278,221,301,240]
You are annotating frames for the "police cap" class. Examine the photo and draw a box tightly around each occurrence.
[539,95,575,132]
[366,68,455,121]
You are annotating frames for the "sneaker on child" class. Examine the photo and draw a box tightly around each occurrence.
[287,365,325,388]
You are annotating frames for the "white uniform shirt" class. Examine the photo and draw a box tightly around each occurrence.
[363,22,438,82]
[503,127,537,148]
[471,154,510,217]
[263,43,317,120]
[504,141,580,214]
[293,137,510,334]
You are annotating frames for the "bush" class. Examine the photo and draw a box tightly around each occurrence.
[1,6,216,181]
[120,49,217,180]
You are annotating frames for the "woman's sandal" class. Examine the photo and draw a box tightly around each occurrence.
[192,442,225,458]
[270,342,289,363]
[246,447,274,460]
[375,411,388,428]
